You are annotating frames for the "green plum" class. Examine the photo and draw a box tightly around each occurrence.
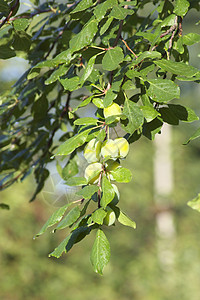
[84,138,102,163]
[84,162,102,184]
[101,139,119,160]
[103,207,116,226]
[103,103,122,122]
[114,137,129,158]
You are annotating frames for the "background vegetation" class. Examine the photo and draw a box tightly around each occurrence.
[1,2,200,300]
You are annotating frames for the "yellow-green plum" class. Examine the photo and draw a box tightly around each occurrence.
[84,162,102,184]
[101,139,119,160]
[84,138,102,163]
[105,159,121,180]
[114,137,129,158]
[103,103,121,122]
[103,207,116,226]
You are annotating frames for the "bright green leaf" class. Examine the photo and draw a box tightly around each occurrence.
[100,176,115,208]
[76,185,99,199]
[183,33,200,45]
[90,229,110,275]
[118,210,136,229]
[65,177,88,186]
[91,208,107,225]
[174,0,190,17]
[110,167,132,183]
[155,59,199,77]
[55,206,80,230]
[122,98,144,134]
[146,79,180,103]
[184,127,200,145]
[187,194,200,212]
[74,117,98,126]
[13,18,29,31]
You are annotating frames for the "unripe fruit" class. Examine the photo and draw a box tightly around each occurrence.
[84,162,102,184]
[101,139,119,160]
[114,137,129,158]
[84,138,102,163]
[103,103,121,122]
[110,184,120,205]
[105,159,121,180]
[103,207,116,226]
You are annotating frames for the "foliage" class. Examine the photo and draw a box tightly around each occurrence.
[0,0,200,274]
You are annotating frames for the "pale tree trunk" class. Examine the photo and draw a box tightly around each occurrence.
[154,123,176,270]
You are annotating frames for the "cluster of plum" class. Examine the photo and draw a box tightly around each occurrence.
[82,103,130,226]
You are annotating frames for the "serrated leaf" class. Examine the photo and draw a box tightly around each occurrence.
[54,128,92,156]
[146,79,180,103]
[183,33,200,45]
[76,185,99,199]
[34,203,73,237]
[91,208,107,225]
[13,18,29,31]
[187,194,200,212]
[140,105,160,122]
[110,167,132,183]
[74,117,98,126]
[69,19,98,53]
[110,5,133,20]
[118,210,136,229]
[102,47,124,71]
[90,229,110,275]
[48,234,72,258]
[174,0,190,17]
[62,159,79,181]
[168,104,199,123]
[80,55,97,86]
[155,59,199,77]
[72,0,94,14]
[184,127,200,145]
[65,177,87,186]
[59,76,79,91]
[100,176,115,208]
[55,206,80,230]
[122,98,144,134]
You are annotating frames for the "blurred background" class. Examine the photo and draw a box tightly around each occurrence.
[1,4,200,300]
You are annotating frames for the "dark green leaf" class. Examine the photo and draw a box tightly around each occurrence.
[100,176,115,208]
[90,229,110,275]
[34,203,73,237]
[80,55,97,86]
[140,105,160,122]
[168,104,199,123]
[102,47,124,71]
[110,5,133,20]
[54,128,92,156]
[146,79,180,103]
[48,234,72,258]
[122,98,144,134]
[155,59,199,77]
[0,203,10,210]
[0,45,16,59]
[55,206,80,230]
[13,18,29,31]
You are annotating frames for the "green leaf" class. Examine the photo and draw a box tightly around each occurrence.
[94,0,117,20]
[59,76,79,91]
[122,98,144,134]
[187,194,200,212]
[91,208,107,225]
[122,80,136,90]
[184,127,200,145]
[155,59,199,77]
[168,104,199,123]
[80,55,97,86]
[34,203,73,237]
[0,45,16,59]
[72,96,93,113]
[140,105,160,122]
[100,17,114,35]
[45,65,70,85]
[100,176,115,208]
[110,5,133,20]
[134,51,161,64]
[48,234,72,258]
[76,185,99,199]
[74,117,98,126]
[146,79,180,103]
[102,47,124,71]
[65,177,88,186]
[110,167,132,183]
[174,0,190,17]
[69,19,98,53]
[13,18,29,31]
[54,128,92,156]
[0,203,9,210]
[118,210,136,229]
[103,89,117,107]
[72,0,94,14]
[90,229,111,275]
[62,159,79,181]
[55,206,81,231]
[183,33,200,45]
